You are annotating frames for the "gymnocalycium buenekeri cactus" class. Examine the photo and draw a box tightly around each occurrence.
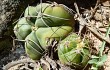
[13,2,75,60]
[58,33,90,67]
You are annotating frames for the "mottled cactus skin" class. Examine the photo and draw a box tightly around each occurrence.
[58,33,90,67]
[35,26,72,49]
[25,31,44,60]
[14,17,33,40]
[35,4,74,27]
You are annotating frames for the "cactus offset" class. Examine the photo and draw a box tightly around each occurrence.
[58,33,90,67]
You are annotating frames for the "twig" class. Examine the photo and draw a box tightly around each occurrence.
[88,0,100,19]
[74,2,86,35]
[3,58,36,70]
[74,1,110,45]
[87,26,110,44]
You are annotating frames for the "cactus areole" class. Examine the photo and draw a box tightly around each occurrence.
[58,33,90,67]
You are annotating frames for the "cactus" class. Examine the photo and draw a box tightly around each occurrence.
[13,2,75,60]
[58,33,90,67]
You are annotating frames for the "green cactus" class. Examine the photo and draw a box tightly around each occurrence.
[58,33,90,67]
[13,2,75,60]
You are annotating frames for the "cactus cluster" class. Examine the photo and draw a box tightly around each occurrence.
[13,2,90,68]
[14,3,74,60]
